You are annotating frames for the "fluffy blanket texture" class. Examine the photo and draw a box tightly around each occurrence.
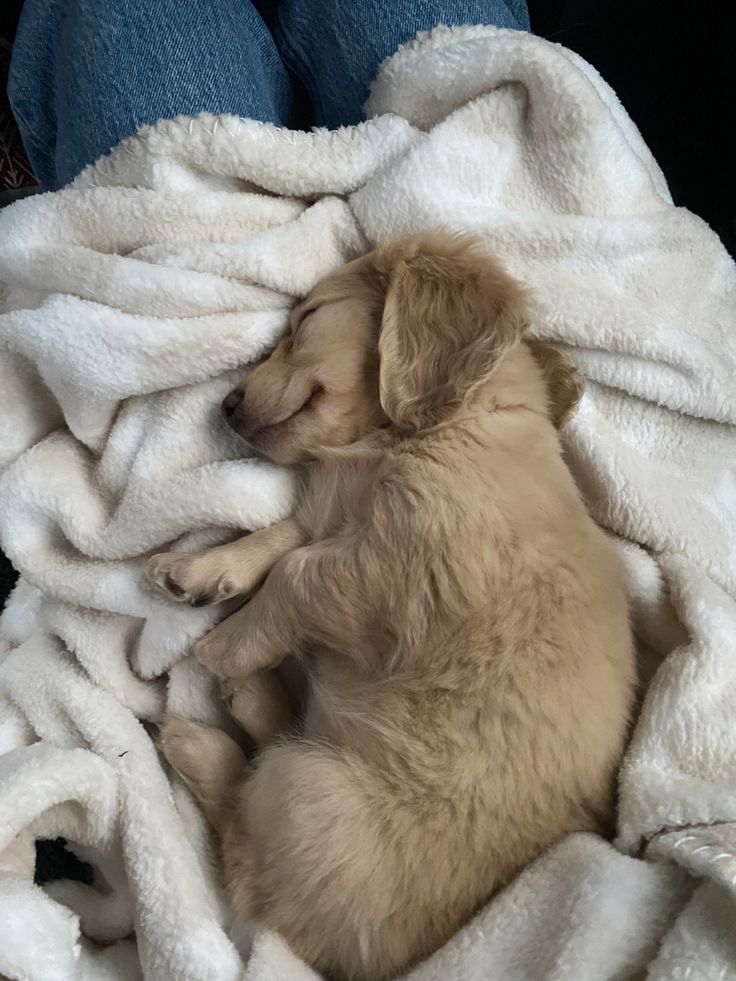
[0,25,735,981]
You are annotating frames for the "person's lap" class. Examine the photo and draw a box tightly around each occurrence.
[9,0,529,190]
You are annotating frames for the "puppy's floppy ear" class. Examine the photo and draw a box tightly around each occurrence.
[527,341,585,429]
[376,232,529,431]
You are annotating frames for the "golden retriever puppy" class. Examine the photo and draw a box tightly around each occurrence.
[148,231,634,981]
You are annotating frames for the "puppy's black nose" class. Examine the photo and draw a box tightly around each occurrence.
[222,389,244,420]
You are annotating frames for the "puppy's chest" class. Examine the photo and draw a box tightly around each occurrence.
[297,461,376,540]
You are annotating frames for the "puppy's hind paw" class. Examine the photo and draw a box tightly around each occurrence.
[158,713,247,828]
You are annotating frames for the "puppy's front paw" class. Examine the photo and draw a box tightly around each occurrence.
[147,552,240,607]
[195,622,251,680]
[196,607,283,679]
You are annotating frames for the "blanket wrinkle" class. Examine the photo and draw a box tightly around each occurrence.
[1,24,735,981]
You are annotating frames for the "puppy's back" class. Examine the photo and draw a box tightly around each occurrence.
[275,410,634,978]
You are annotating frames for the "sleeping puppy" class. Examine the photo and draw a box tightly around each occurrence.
[148,231,634,981]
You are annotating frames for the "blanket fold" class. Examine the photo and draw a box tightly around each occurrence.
[1,25,735,981]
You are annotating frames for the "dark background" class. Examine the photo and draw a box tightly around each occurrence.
[529,0,734,256]
[0,0,734,608]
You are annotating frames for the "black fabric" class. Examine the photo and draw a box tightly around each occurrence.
[34,838,95,886]
[0,551,14,608]
[0,2,22,43]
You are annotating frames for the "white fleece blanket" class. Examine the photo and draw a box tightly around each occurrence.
[1,25,735,981]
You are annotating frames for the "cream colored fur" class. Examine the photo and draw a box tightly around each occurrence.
[151,232,634,981]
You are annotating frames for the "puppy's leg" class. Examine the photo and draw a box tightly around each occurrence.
[147,518,305,606]
[235,743,434,981]
[224,669,294,747]
[196,540,361,681]
[195,577,295,680]
[159,713,247,833]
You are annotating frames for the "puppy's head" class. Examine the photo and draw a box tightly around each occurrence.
[221,253,388,464]
[222,231,573,463]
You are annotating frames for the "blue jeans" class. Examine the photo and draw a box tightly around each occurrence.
[9,0,529,190]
